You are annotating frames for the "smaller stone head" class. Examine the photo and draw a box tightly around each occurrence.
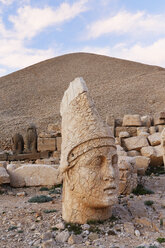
[12,133,24,154]
[25,124,37,153]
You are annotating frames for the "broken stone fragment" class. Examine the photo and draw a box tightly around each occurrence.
[0,167,10,185]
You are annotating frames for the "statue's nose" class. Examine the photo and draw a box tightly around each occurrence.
[102,158,115,180]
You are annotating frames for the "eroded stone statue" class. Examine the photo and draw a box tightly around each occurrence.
[12,133,24,154]
[60,77,119,224]
[25,124,37,153]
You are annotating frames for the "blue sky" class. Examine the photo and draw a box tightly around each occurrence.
[0,0,165,76]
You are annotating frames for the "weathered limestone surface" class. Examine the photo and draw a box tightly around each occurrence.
[148,133,161,146]
[0,167,10,184]
[118,156,137,195]
[123,115,142,127]
[134,156,150,175]
[7,164,62,187]
[38,137,56,152]
[123,136,149,151]
[141,145,163,167]
[60,77,119,224]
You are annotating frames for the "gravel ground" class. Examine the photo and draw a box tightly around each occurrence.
[0,175,165,248]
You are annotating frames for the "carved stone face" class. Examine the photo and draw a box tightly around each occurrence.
[66,146,119,208]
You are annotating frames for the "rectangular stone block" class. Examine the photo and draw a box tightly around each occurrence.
[141,145,163,167]
[123,114,142,127]
[134,156,150,175]
[154,114,165,126]
[115,127,137,137]
[123,136,149,151]
[56,137,62,152]
[148,133,161,146]
[8,153,40,161]
[38,137,56,152]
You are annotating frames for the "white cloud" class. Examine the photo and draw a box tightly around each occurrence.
[9,0,88,39]
[82,38,165,67]
[0,0,89,75]
[87,10,165,39]
[0,0,14,5]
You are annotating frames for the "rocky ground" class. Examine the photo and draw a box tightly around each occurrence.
[0,175,165,248]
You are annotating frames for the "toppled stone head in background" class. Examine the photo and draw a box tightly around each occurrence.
[12,133,24,154]
[60,77,119,224]
[25,124,37,153]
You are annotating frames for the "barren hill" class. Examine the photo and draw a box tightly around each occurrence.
[0,52,165,149]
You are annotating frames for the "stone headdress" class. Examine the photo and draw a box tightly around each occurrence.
[60,77,116,173]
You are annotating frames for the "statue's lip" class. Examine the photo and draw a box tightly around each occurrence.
[104,185,116,191]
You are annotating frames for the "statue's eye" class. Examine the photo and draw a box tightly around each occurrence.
[90,156,103,167]
[112,154,118,165]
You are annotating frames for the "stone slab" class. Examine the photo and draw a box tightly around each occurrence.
[123,136,149,151]
[0,167,10,184]
[7,163,62,187]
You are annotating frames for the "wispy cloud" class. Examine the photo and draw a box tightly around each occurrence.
[0,0,88,74]
[9,0,88,39]
[82,38,165,67]
[87,10,165,39]
[0,0,14,5]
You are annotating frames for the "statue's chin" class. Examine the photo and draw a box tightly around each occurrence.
[84,196,117,209]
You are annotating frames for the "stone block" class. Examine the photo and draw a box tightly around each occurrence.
[123,136,149,151]
[56,137,62,152]
[137,127,149,136]
[123,114,142,127]
[141,115,152,127]
[118,156,137,195]
[158,125,165,133]
[149,126,157,135]
[7,164,62,187]
[127,150,141,157]
[38,137,56,152]
[0,167,10,184]
[140,145,163,166]
[154,113,165,126]
[148,133,161,146]
[134,156,150,175]
[119,131,130,138]
[115,127,137,137]
[117,145,127,156]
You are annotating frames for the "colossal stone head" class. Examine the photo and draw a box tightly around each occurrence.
[60,77,119,224]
